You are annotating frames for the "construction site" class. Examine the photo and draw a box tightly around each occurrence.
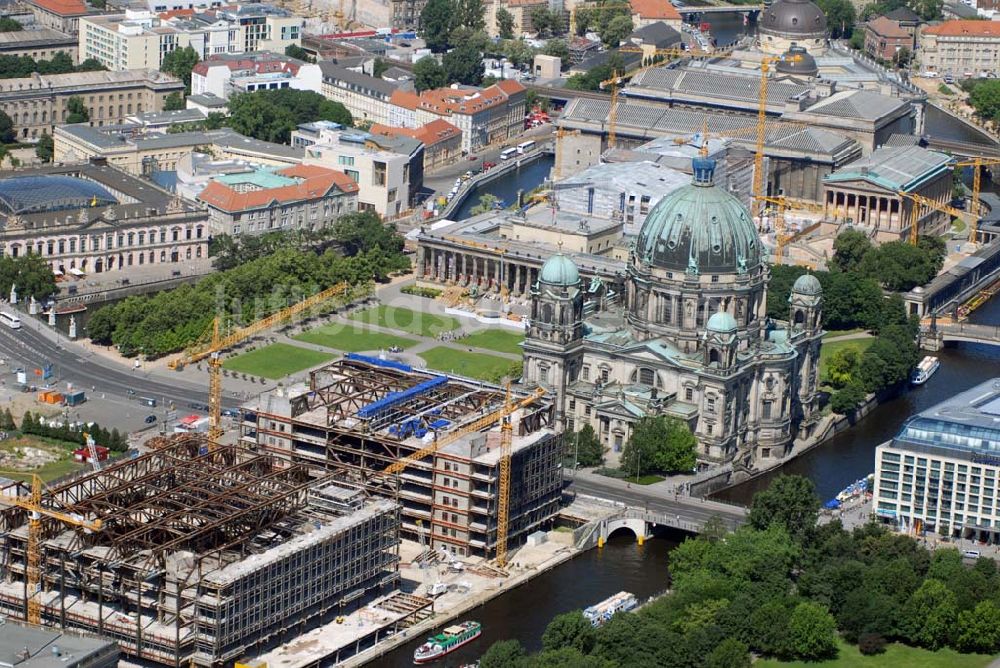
[0,438,401,666]
[241,354,563,561]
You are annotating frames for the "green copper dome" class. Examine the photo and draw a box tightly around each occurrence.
[792,273,822,296]
[539,253,580,286]
[635,158,761,275]
[706,311,739,333]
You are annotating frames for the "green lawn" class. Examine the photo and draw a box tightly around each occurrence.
[819,338,874,378]
[223,343,334,379]
[461,329,525,354]
[351,305,459,338]
[418,346,516,381]
[294,325,416,353]
[0,458,85,483]
[823,328,868,340]
[0,435,85,483]
[757,638,994,668]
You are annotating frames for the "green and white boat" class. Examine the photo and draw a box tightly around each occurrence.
[413,621,482,664]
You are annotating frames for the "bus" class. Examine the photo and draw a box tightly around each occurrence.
[500,147,518,160]
[0,311,21,329]
[517,140,536,154]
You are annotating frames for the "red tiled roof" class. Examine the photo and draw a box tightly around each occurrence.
[865,16,912,39]
[924,19,1000,37]
[629,0,681,21]
[390,89,421,110]
[30,0,88,17]
[370,118,462,148]
[158,8,195,18]
[496,79,526,95]
[192,55,301,77]
[416,83,518,115]
[198,165,358,213]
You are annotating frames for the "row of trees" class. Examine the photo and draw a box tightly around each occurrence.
[17,411,129,452]
[0,254,58,301]
[226,88,353,144]
[963,79,1000,126]
[831,229,946,292]
[421,0,486,52]
[480,475,1000,667]
[87,212,408,358]
[0,51,105,81]
[564,415,697,476]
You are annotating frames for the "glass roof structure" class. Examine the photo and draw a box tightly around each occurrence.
[0,175,118,215]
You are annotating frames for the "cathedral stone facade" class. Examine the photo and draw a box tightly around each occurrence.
[523,157,824,469]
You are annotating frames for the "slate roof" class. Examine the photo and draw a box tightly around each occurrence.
[629,66,810,106]
[884,6,920,22]
[803,90,910,121]
[823,145,954,192]
[560,98,858,159]
[318,62,402,97]
[630,21,682,47]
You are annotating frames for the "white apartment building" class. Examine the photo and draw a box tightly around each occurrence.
[318,62,404,127]
[919,20,1000,75]
[79,5,302,72]
[191,52,322,100]
[874,379,1000,543]
[296,122,424,219]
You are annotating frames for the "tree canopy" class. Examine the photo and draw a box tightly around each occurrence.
[497,6,515,39]
[413,55,447,92]
[160,45,199,93]
[815,0,855,38]
[481,473,1000,666]
[0,109,13,144]
[163,92,185,111]
[748,474,820,542]
[65,96,89,124]
[88,211,407,358]
[566,423,603,468]
[227,89,352,144]
[0,52,106,80]
[443,42,484,86]
[0,17,23,31]
[284,44,313,63]
[620,415,696,476]
[0,254,57,301]
[421,0,458,51]
[35,132,53,162]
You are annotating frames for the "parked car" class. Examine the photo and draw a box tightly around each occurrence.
[221,408,240,418]
[468,154,478,161]
[144,414,157,424]
[188,401,210,411]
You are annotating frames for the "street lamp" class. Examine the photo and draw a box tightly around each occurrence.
[635,448,641,485]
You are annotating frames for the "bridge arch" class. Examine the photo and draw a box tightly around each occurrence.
[601,517,649,544]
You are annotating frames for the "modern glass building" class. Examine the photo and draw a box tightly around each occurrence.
[874,378,1000,541]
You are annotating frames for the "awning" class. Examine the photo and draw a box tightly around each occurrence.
[69,268,85,277]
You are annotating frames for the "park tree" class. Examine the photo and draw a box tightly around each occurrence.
[830,228,872,273]
[500,38,536,68]
[227,89,351,143]
[600,14,633,47]
[826,347,861,388]
[619,415,696,476]
[566,423,603,467]
[0,109,14,143]
[421,0,455,52]
[331,210,405,257]
[786,602,839,660]
[86,305,116,345]
[160,45,199,92]
[748,474,820,542]
[497,7,515,38]
[0,254,57,300]
[542,38,570,69]
[858,239,944,292]
[956,600,1000,654]
[443,42,484,86]
[66,96,89,124]
[413,55,447,92]
[454,0,486,32]
[705,638,751,668]
[900,578,958,649]
[35,132,53,162]
[830,382,866,414]
[479,639,527,668]
[970,80,1000,124]
[531,648,616,668]
[470,193,500,215]
[815,0,855,38]
[163,91,185,111]
[541,611,597,653]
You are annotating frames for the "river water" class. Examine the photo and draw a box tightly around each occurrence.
[451,155,555,221]
[381,532,678,667]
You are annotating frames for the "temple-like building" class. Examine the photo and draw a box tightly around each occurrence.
[522,157,825,468]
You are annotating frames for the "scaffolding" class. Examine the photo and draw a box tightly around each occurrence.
[242,358,563,560]
[0,437,399,667]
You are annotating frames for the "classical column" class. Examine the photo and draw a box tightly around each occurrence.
[416,246,425,278]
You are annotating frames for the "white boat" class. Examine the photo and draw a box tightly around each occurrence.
[583,591,638,627]
[911,356,940,385]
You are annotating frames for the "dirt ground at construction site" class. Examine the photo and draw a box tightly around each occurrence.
[253,499,619,668]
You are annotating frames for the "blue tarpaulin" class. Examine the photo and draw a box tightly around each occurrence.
[357,376,448,419]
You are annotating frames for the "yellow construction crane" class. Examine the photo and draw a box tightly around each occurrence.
[0,475,103,625]
[599,46,735,152]
[953,157,1000,243]
[756,195,826,265]
[897,191,974,246]
[169,282,356,440]
[382,386,546,566]
[752,54,801,218]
